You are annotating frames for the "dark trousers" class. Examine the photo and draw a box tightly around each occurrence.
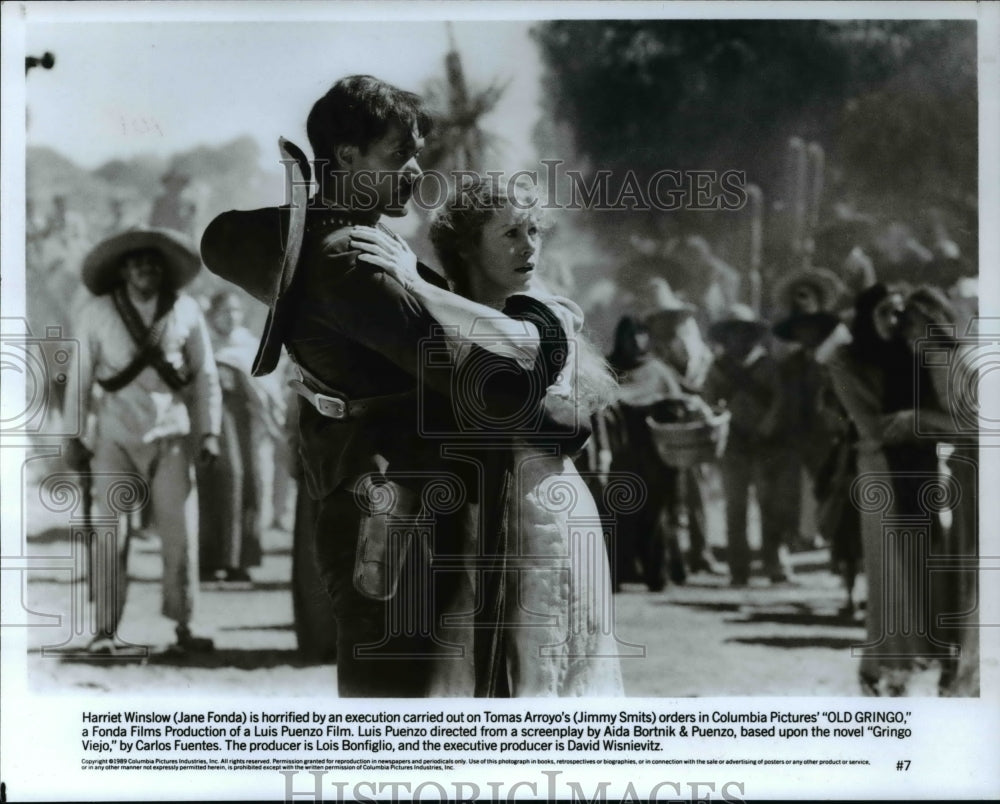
[312,488,459,697]
[720,447,797,580]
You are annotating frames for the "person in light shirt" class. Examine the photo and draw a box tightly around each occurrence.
[63,227,222,655]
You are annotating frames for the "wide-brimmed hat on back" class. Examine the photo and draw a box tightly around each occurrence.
[772,311,843,348]
[82,225,201,296]
[708,303,770,345]
[772,266,845,314]
[200,138,315,377]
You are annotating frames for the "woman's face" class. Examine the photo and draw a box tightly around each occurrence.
[469,207,541,298]
[633,329,651,354]
[210,296,243,337]
[872,293,904,342]
[792,284,822,314]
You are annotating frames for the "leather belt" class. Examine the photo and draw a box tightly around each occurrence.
[287,360,416,421]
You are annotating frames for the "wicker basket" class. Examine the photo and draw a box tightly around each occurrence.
[646,409,731,469]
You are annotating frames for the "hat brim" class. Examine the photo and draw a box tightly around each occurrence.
[82,228,200,295]
[773,267,844,313]
[772,312,842,346]
[708,319,769,343]
[643,305,696,327]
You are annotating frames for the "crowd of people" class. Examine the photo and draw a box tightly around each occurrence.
[50,74,978,699]
[585,262,979,698]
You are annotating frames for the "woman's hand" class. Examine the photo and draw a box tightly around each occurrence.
[350,226,420,289]
[683,394,716,421]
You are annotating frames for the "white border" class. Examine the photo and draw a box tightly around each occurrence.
[2,2,998,801]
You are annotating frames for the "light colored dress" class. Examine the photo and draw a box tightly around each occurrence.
[430,295,625,696]
[504,448,625,695]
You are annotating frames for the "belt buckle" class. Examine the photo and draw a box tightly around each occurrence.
[315,393,347,420]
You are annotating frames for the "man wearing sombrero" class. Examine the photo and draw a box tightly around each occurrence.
[704,304,795,585]
[63,226,222,655]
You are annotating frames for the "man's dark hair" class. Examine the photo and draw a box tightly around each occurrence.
[307,75,432,166]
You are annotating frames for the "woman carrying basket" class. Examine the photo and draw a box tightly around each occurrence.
[607,309,727,591]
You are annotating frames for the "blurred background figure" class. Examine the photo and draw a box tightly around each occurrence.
[605,314,687,591]
[149,167,197,237]
[773,309,859,615]
[643,284,726,580]
[705,304,794,586]
[644,278,715,393]
[771,267,849,553]
[197,290,287,584]
[826,282,943,695]
[900,286,979,696]
[841,246,878,300]
[606,300,725,592]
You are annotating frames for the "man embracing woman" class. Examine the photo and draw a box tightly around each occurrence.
[202,75,625,697]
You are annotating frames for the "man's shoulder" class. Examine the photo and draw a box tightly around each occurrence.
[73,293,113,330]
[305,211,357,256]
[79,292,114,313]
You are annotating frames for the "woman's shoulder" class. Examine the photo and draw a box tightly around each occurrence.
[505,291,583,334]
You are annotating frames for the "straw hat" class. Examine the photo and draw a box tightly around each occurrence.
[81,225,200,296]
[772,267,844,314]
[636,277,696,330]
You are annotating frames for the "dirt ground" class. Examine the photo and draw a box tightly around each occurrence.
[20,468,947,698]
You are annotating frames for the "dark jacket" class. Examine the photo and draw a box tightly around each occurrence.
[703,348,783,452]
[203,206,577,501]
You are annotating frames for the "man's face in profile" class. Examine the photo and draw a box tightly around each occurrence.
[346,120,425,217]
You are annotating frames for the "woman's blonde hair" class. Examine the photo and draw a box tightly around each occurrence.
[429,175,617,416]
[429,175,547,296]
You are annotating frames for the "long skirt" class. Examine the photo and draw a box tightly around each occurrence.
[430,450,626,696]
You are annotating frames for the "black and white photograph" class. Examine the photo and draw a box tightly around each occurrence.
[2,1,998,800]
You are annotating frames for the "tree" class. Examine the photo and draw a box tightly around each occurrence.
[420,23,508,174]
[531,20,978,292]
